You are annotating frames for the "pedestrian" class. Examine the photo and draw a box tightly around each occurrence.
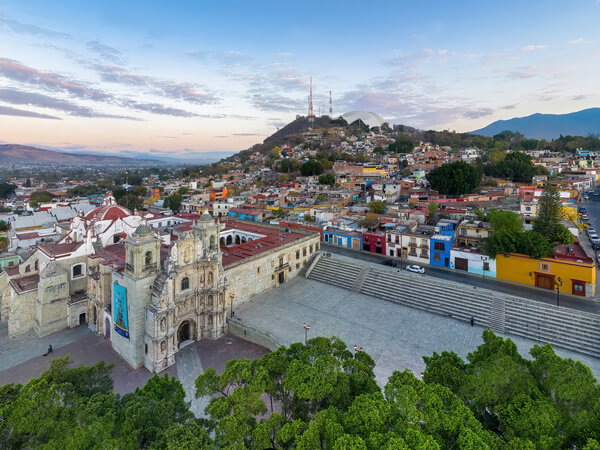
[48,344,53,354]
[470,316,474,327]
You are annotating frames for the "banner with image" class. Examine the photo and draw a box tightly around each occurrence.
[113,283,129,339]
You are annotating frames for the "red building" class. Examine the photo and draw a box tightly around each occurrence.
[362,230,386,255]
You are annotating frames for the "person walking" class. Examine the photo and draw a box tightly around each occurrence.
[470,316,474,327]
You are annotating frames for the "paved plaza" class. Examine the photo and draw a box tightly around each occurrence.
[236,276,600,385]
[0,321,268,416]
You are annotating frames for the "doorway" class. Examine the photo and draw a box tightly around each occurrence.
[177,320,195,347]
[104,318,111,339]
[535,273,555,290]
[79,313,86,325]
[278,271,285,284]
[455,258,468,271]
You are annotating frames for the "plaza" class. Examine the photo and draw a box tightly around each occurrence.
[235,275,600,385]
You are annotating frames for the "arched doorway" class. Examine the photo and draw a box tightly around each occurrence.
[104,318,111,339]
[177,320,196,348]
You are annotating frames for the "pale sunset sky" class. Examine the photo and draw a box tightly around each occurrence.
[1,1,599,160]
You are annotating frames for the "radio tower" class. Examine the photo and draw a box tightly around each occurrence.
[329,90,333,116]
[307,77,314,127]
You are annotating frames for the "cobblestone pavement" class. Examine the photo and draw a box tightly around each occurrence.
[236,276,600,386]
[0,323,268,417]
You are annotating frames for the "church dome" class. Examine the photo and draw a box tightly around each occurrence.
[199,209,213,223]
[133,221,153,236]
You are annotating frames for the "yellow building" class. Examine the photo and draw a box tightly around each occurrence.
[496,242,596,298]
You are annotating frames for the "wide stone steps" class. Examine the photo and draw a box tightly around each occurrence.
[307,255,600,359]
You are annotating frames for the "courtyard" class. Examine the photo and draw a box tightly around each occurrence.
[235,275,600,385]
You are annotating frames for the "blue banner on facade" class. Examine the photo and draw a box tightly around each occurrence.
[113,283,129,339]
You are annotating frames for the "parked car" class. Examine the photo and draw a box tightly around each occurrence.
[584,195,590,200]
[582,215,590,221]
[406,264,425,274]
[593,242,600,250]
[382,259,397,267]
[587,227,596,235]
[589,234,599,241]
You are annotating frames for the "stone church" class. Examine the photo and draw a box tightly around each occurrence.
[110,212,229,372]
[1,192,320,373]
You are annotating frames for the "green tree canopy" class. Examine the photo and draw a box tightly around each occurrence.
[427,161,481,196]
[300,160,324,176]
[534,184,574,245]
[319,173,336,186]
[368,200,386,214]
[488,209,523,233]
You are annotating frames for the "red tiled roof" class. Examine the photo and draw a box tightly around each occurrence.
[5,265,19,276]
[84,204,131,221]
[38,241,82,257]
[221,220,309,267]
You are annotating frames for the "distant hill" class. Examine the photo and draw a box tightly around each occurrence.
[0,144,158,166]
[471,108,600,140]
[264,115,342,146]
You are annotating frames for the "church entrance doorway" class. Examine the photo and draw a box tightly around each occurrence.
[278,271,285,284]
[177,320,195,348]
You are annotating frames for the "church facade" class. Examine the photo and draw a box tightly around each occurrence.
[1,193,320,373]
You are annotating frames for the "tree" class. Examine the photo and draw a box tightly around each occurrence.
[427,161,481,196]
[0,236,8,252]
[319,173,336,186]
[24,178,31,187]
[427,202,438,224]
[485,230,552,259]
[488,209,523,233]
[117,193,143,211]
[387,138,415,153]
[164,193,182,212]
[0,182,16,199]
[534,184,574,245]
[368,200,386,214]
[0,220,9,231]
[300,160,324,177]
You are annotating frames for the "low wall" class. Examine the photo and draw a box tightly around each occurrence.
[227,317,282,351]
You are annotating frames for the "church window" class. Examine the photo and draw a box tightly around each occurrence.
[208,272,213,284]
[181,277,190,291]
[72,263,84,278]
[210,235,216,250]
[145,251,153,266]
[145,344,148,354]
[34,260,38,271]
[257,266,261,275]
[208,295,213,308]
[25,265,30,272]
[303,248,307,256]
[296,250,300,259]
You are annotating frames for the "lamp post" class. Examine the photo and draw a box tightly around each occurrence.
[353,345,364,356]
[303,322,311,345]
[555,277,563,307]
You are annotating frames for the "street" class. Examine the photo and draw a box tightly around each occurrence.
[324,243,600,315]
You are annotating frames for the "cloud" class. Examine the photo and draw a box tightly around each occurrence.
[95,65,219,104]
[572,94,586,100]
[462,107,494,119]
[0,57,111,101]
[522,44,548,51]
[86,41,123,63]
[0,105,60,119]
[185,50,251,66]
[502,104,518,110]
[231,133,263,136]
[0,88,137,119]
[506,66,538,79]
[0,15,70,39]
[249,92,305,112]
[384,48,435,67]
[570,37,591,44]
[437,49,447,55]
[121,100,198,117]
[276,52,293,58]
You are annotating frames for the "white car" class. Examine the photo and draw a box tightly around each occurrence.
[406,264,425,274]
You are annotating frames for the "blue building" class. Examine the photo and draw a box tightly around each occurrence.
[429,220,457,268]
[323,227,362,250]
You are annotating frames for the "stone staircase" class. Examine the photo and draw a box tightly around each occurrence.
[307,255,600,359]
[151,271,168,302]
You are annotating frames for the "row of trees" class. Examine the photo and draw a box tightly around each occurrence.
[4,333,600,448]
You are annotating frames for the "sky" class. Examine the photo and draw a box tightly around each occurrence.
[0,0,599,160]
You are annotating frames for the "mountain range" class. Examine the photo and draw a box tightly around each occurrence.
[471,108,600,140]
[0,144,159,166]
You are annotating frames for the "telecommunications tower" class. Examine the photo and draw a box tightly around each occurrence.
[308,77,314,126]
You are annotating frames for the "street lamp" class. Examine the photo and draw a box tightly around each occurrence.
[555,277,563,307]
[303,322,311,345]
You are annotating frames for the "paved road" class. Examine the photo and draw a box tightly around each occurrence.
[324,244,600,314]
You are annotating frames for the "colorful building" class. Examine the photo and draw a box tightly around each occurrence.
[362,231,386,255]
[323,227,362,250]
[429,220,457,268]
[495,242,596,298]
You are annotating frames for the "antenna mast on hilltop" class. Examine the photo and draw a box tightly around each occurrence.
[329,90,333,116]
[307,76,314,127]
